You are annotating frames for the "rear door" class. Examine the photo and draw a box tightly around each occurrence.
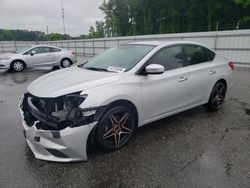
[48,47,62,64]
[140,45,191,124]
[182,44,217,106]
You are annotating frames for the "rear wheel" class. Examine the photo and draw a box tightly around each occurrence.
[96,106,135,151]
[205,82,227,111]
[11,60,25,72]
[61,58,72,68]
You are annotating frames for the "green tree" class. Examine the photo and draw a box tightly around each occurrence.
[235,0,250,7]
[89,21,105,38]
[235,0,250,29]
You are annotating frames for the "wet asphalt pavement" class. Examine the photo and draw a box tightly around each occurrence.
[0,67,250,188]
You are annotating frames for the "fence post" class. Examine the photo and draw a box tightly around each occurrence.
[74,41,77,55]
[1,42,4,52]
[104,39,106,51]
[83,41,85,56]
[14,41,17,52]
[92,40,95,56]
[214,32,218,50]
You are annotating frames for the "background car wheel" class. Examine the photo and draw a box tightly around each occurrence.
[96,106,136,151]
[61,58,72,68]
[205,81,227,111]
[52,66,60,71]
[10,60,25,72]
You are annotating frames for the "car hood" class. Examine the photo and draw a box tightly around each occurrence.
[0,52,16,60]
[27,67,121,98]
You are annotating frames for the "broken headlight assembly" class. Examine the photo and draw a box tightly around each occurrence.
[22,92,100,130]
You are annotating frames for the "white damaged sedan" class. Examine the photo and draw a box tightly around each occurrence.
[19,41,233,162]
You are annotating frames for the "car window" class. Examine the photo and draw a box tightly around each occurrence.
[203,47,215,61]
[26,47,50,54]
[50,47,61,52]
[148,46,184,71]
[183,45,211,65]
[39,47,50,53]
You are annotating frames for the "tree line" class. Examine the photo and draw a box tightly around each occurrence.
[1,0,249,41]
[0,29,88,41]
[89,0,250,38]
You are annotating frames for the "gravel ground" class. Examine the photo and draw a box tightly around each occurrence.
[0,67,250,188]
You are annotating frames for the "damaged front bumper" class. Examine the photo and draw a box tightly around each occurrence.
[19,94,103,162]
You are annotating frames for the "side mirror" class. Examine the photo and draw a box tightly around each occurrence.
[31,51,36,56]
[145,64,164,74]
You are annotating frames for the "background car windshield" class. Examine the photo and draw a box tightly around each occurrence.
[82,44,155,72]
[15,46,32,53]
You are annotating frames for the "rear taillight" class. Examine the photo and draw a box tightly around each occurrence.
[72,51,75,55]
[229,62,234,70]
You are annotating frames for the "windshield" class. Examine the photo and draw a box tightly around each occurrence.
[15,46,32,53]
[81,44,155,72]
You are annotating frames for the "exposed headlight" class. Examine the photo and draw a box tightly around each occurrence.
[51,93,88,123]
[25,92,92,130]
[65,94,88,108]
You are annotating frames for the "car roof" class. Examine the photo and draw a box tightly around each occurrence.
[127,40,203,47]
[30,45,62,49]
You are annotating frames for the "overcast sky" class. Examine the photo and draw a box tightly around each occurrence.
[0,0,104,36]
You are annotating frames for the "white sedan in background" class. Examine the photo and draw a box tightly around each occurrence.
[0,45,77,72]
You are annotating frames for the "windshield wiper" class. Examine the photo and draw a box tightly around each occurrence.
[77,61,88,68]
[85,67,108,72]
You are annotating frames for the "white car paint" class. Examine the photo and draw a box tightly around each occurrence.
[0,45,77,71]
[19,41,233,162]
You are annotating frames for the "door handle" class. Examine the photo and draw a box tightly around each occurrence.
[178,76,188,82]
[209,70,216,74]
[46,54,51,56]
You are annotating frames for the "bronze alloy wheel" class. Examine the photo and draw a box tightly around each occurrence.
[212,83,226,108]
[96,106,135,151]
[206,82,227,111]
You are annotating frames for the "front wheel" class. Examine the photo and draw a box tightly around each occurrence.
[96,106,136,151]
[10,60,25,72]
[205,82,227,111]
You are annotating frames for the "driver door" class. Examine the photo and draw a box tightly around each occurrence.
[140,45,190,124]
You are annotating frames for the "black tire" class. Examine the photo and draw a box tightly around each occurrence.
[96,106,136,151]
[61,58,72,68]
[205,82,227,111]
[10,60,25,72]
[52,66,60,71]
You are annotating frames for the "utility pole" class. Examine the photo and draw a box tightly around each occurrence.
[216,22,219,31]
[61,0,66,34]
[236,18,242,29]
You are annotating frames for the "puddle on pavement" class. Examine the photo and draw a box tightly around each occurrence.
[180,146,231,187]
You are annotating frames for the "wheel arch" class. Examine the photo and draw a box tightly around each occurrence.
[60,57,73,65]
[11,59,27,68]
[86,99,139,148]
[215,78,227,90]
[207,78,227,100]
[104,99,139,127]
